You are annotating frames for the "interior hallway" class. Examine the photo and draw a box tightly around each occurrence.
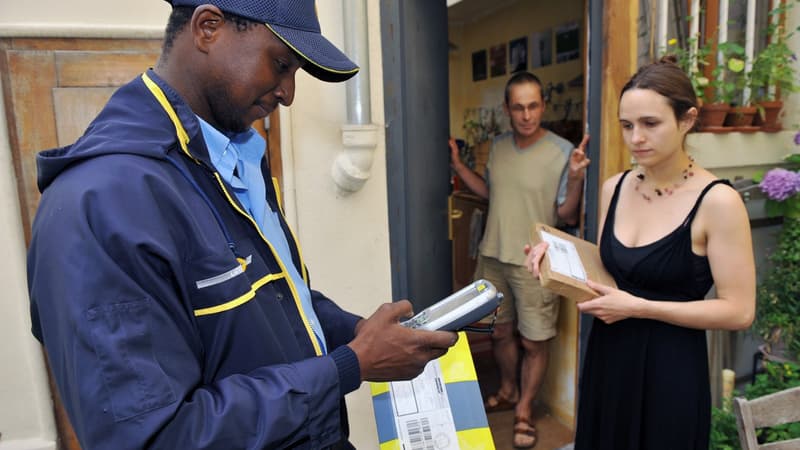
[470,333,575,450]
[486,409,574,450]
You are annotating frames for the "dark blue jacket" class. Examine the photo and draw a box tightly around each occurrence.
[27,69,362,449]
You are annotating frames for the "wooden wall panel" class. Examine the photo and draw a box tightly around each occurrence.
[53,87,117,145]
[10,37,162,52]
[600,0,639,188]
[56,52,160,87]
[2,49,58,240]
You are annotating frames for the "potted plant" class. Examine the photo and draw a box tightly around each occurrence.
[753,134,800,363]
[710,42,758,130]
[461,106,502,177]
[747,1,800,131]
[666,33,750,131]
[711,41,751,130]
[667,34,732,131]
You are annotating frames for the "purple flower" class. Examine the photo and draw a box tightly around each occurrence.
[795,130,800,146]
[760,168,800,201]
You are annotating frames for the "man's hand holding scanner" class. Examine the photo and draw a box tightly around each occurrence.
[349,300,458,382]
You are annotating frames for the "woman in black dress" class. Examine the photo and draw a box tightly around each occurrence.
[525,56,756,449]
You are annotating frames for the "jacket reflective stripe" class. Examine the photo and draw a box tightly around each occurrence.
[196,255,252,289]
[194,272,286,316]
[210,172,321,355]
[141,72,322,356]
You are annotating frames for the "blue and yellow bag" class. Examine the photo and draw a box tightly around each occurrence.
[370,332,495,449]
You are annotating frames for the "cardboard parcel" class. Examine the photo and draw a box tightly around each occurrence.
[530,223,616,302]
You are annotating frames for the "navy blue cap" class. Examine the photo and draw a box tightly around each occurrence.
[167,0,359,82]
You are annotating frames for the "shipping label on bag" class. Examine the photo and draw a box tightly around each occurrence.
[531,223,617,302]
[370,333,496,450]
[389,360,459,448]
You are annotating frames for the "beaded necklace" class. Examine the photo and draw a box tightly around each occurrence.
[634,158,695,201]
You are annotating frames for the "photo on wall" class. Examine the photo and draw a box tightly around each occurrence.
[555,21,580,63]
[509,36,528,73]
[489,43,507,78]
[472,49,487,81]
[530,29,553,68]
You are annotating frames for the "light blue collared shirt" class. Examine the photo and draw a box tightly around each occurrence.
[197,117,327,354]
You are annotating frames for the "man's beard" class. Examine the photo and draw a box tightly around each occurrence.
[207,85,250,134]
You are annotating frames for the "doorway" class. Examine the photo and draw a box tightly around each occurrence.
[381,0,598,447]
[445,0,588,442]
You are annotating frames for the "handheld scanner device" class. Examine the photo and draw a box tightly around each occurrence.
[401,279,503,331]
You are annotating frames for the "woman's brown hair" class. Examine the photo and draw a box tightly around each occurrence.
[620,55,698,129]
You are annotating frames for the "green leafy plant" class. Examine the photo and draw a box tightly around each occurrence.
[665,32,746,105]
[460,106,503,171]
[667,34,713,103]
[745,360,800,398]
[753,215,800,361]
[462,106,502,148]
[709,397,740,450]
[711,41,747,105]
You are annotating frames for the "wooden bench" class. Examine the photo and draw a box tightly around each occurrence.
[733,385,800,450]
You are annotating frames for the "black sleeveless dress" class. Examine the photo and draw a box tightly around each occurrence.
[574,171,731,450]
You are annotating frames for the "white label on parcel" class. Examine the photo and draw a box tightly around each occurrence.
[540,230,587,282]
[389,359,459,449]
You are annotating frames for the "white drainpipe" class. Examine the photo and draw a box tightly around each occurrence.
[331,0,379,193]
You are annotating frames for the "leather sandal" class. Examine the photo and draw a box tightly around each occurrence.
[513,416,537,449]
[483,392,517,413]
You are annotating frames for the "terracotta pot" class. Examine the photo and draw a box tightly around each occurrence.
[724,105,758,131]
[697,102,730,132]
[753,100,783,132]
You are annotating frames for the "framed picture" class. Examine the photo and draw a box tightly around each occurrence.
[489,43,506,78]
[555,21,580,63]
[472,49,487,81]
[508,37,528,73]
[530,29,553,68]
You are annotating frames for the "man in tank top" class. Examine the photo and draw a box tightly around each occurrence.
[449,71,589,448]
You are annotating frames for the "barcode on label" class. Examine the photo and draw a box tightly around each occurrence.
[552,241,567,253]
[406,417,434,450]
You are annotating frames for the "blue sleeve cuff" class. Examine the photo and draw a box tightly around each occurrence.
[329,345,361,396]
